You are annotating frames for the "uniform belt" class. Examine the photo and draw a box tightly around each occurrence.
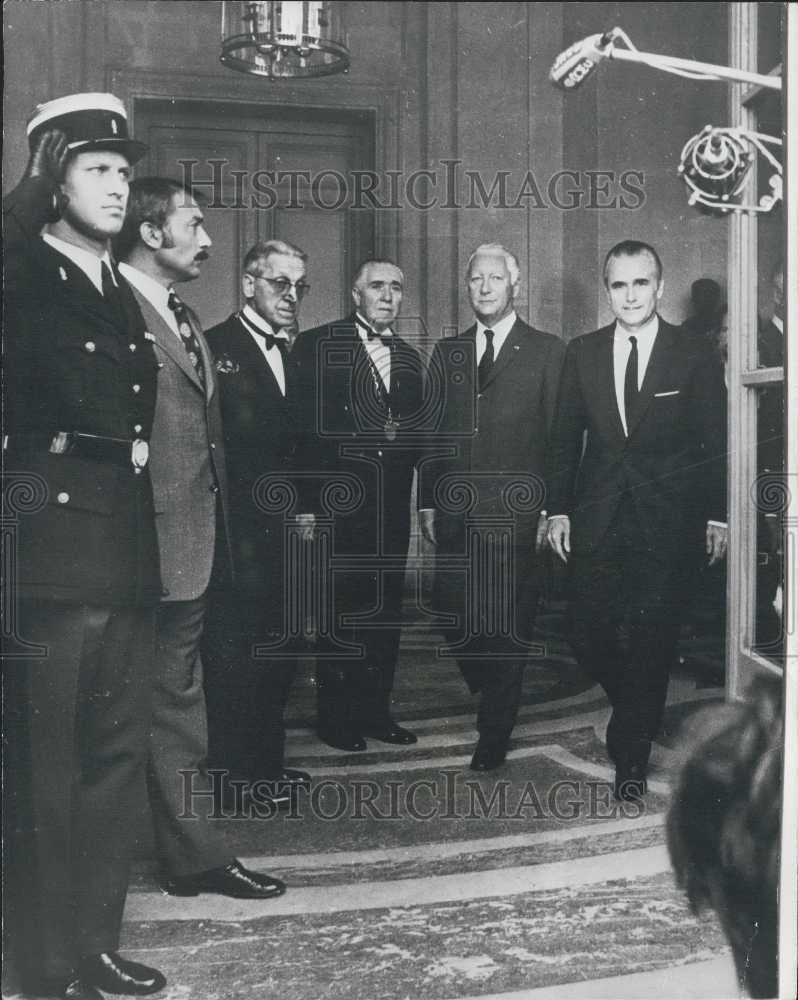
[3,432,149,472]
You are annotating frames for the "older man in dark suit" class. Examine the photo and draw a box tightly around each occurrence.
[3,95,166,999]
[293,260,425,751]
[419,243,566,771]
[116,180,285,900]
[547,240,727,801]
[202,240,312,795]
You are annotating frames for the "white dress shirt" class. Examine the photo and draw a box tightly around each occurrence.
[356,312,392,392]
[118,262,181,338]
[613,314,659,436]
[240,304,288,396]
[476,310,517,365]
[43,233,116,296]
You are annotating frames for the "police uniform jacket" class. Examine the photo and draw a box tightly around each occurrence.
[3,177,161,605]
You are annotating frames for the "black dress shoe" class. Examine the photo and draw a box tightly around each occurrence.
[361,720,418,745]
[264,767,311,786]
[317,728,367,752]
[470,742,508,771]
[77,953,166,995]
[64,979,105,1000]
[614,764,648,802]
[159,859,286,899]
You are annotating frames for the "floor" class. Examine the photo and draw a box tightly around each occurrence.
[113,601,740,1000]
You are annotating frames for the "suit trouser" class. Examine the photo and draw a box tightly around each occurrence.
[147,597,230,877]
[436,522,541,745]
[316,567,405,732]
[202,589,297,779]
[568,502,681,770]
[3,600,155,986]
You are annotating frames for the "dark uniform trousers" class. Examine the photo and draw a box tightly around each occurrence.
[5,604,155,980]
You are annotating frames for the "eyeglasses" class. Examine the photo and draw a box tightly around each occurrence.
[249,275,311,300]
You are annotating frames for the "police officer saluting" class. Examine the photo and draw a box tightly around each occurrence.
[3,94,166,997]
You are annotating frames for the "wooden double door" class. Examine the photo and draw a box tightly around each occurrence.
[134,99,375,331]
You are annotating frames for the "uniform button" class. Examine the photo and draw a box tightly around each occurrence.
[210,484,219,494]
[477,393,483,399]
[378,450,383,457]
[132,384,141,393]
[134,467,143,475]
[134,424,143,434]
[210,442,216,449]
[129,343,137,352]
[84,341,96,353]
[56,491,70,504]
[157,362,165,369]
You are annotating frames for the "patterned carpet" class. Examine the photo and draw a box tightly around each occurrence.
[104,600,741,1000]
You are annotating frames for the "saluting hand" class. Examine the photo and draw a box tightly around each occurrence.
[25,128,70,216]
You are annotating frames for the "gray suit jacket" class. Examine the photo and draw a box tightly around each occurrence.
[131,284,230,601]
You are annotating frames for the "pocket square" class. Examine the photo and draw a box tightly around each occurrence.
[654,390,680,397]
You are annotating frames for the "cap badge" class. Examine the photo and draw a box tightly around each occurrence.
[59,267,68,281]
[111,118,118,135]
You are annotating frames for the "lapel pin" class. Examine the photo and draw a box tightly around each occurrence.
[513,345,520,351]
[144,331,155,341]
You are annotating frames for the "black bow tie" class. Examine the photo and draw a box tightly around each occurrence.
[259,331,288,352]
[360,323,395,348]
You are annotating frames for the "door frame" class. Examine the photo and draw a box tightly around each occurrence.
[108,66,401,263]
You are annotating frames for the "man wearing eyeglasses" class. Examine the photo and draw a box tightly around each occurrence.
[202,240,313,802]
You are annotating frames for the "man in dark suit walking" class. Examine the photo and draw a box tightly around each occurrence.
[547,240,727,801]
[293,260,425,751]
[202,240,313,795]
[116,181,285,900]
[3,94,166,999]
[419,244,566,771]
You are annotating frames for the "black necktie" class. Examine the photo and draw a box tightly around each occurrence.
[478,329,495,391]
[168,290,206,386]
[101,261,124,325]
[624,334,639,432]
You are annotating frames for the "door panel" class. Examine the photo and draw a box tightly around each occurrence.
[134,100,375,331]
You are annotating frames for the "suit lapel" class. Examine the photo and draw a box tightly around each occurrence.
[627,319,673,437]
[480,318,524,390]
[594,326,626,441]
[234,316,288,401]
[131,287,203,393]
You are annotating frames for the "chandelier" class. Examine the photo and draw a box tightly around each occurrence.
[220,1,350,80]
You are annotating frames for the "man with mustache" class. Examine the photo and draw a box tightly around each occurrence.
[116,181,285,900]
[202,240,313,800]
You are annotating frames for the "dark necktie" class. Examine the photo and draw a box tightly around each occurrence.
[624,334,639,432]
[168,289,206,386]
[478,329,495,391]
[101,260,125,325]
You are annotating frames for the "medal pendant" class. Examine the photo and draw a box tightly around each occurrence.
[384,417,398,441]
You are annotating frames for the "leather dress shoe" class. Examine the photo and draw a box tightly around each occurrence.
[77,952,166,995]
[470,741,508,771]
[614,764,648,802]
[317,728,367,752]
[159,859,286,899]
[64,979,105,1000]
[361,720,417,745]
